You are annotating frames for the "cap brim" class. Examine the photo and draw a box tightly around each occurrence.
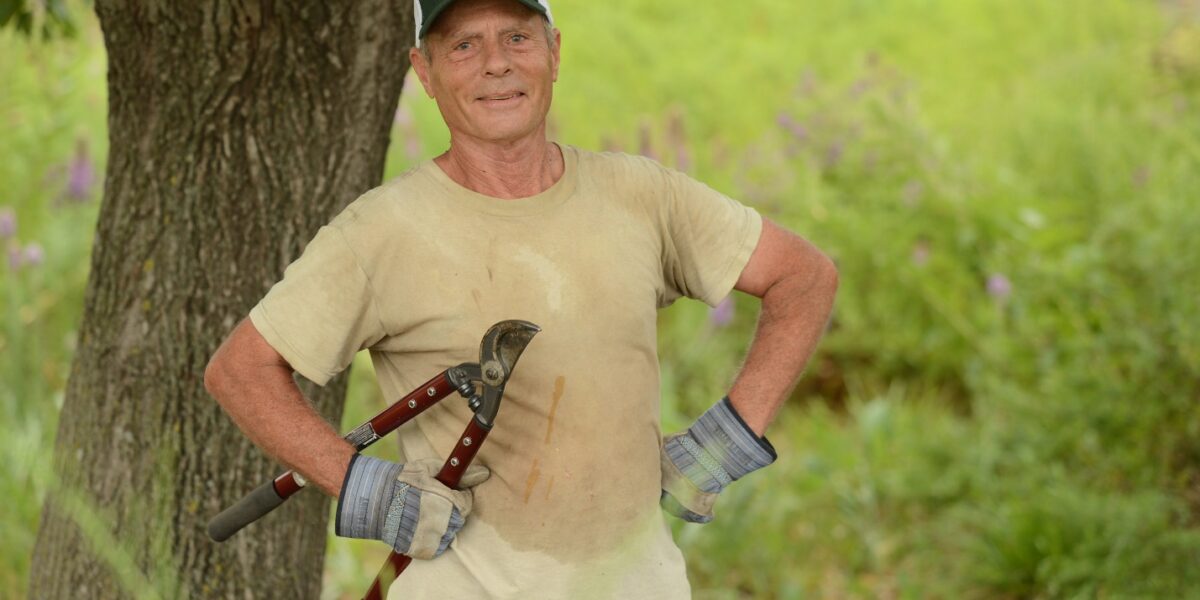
[418,0,456,40]
[418,0,552,41]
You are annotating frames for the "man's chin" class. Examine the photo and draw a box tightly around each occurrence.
[456,120,546,145]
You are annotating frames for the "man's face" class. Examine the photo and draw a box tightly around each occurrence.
[410,0,560,147]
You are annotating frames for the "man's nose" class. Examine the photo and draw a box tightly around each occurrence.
[481,42,513,77]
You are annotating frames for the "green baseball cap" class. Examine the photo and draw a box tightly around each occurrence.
[414,0,553,47]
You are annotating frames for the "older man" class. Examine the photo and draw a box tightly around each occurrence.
[204,0,838,597]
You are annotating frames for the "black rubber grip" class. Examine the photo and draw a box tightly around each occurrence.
[207,479,285,542]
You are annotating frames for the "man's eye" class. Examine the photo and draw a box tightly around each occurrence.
[510,34,527,43]
[455,41,471,51]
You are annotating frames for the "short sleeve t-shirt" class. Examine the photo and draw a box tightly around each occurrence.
[249,145,762,599]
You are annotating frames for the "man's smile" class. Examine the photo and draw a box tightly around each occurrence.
[477,91,526,104]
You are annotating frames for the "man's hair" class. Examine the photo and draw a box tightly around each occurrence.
[418,14,555,64]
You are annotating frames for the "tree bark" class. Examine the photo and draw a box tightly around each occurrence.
[29,1,412,597]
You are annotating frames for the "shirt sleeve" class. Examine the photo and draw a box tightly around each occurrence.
[249,224,387,386]
[657,165,763,308]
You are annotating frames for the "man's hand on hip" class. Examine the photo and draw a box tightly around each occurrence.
[336,455,490,559]
[660,397,777,523]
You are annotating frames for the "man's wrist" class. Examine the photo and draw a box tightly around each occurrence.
[335,454,403,540]
[690,396,777,480]
[718,396,777,459]
[659,396,779,524]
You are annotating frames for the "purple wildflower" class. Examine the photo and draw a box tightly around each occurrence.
[676,146,692,173]
[668,111,690,172]
[66,141,95,202]
[987,273,1012,301]
[795,69,818,97]
[902,180,924,206]
[824,141,844,169]
[711,139,729,169]
[23,243,44,267]
[405,136,422,163]
[668,110,687,142]
[911,241,930,266]
[1132,166,1150,189]
[710,296,735,327]
[394,104,412,127]
[848,77,872,99]
[776,112,808,142]
[638,122,657,161]
[392,103,423,162]
[7,244,22,270]
[0,207,14,239]
[862,149,878,172]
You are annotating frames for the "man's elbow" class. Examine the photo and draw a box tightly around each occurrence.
[204,348,232,400]
[204,320,296,406]
[204,331,249,403]
[816,252,839,299]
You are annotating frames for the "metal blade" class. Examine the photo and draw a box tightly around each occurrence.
[475,319,540,427]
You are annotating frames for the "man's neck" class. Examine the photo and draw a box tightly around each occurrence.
[434,133,564,200]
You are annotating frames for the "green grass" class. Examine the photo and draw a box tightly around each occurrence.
[1,9,106,596]
[6,0,1200,598]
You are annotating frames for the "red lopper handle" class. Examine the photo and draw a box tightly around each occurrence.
[362,418,492,600]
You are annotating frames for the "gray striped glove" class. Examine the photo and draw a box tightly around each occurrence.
[336,455,490,559]
[660,397,777,523]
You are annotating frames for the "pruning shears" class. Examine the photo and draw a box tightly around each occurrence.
[206,319,541,599]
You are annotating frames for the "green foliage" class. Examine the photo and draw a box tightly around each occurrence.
[1,10,105,596]
[958,486,1200,598]
[0,0,84,39]
[5,0,1200,599]
[612,0,1200,597]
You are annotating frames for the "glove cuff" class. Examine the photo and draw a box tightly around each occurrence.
[690,396,777,480]
[335,454,404,540]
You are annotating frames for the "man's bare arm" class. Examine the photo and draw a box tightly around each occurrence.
[729,217,839,436]
[204,318,355,497]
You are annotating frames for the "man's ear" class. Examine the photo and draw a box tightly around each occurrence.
[409,46,437,99]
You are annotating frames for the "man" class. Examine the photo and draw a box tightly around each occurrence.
[204,0,838,597]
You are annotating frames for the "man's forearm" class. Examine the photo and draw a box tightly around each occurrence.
[728,259,838,436]
[206,361,355,497]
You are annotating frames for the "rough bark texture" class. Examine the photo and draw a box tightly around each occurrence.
[29,1,412,597]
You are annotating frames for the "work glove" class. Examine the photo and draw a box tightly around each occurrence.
[660,397,777,523]
[336,455,490,559]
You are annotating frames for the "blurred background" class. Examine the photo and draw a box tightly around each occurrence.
[4,0,1200,597]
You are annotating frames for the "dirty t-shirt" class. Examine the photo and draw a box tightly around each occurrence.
[249,145,762,599]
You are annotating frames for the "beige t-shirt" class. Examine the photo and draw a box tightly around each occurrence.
[250,144,762,599]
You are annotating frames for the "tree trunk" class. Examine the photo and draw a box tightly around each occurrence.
[29,1,412,597]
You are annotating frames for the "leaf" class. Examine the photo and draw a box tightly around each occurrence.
[0,0,19,27]
[0,0,82,39]
[47,0,69,19]
[15,10,31,35]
